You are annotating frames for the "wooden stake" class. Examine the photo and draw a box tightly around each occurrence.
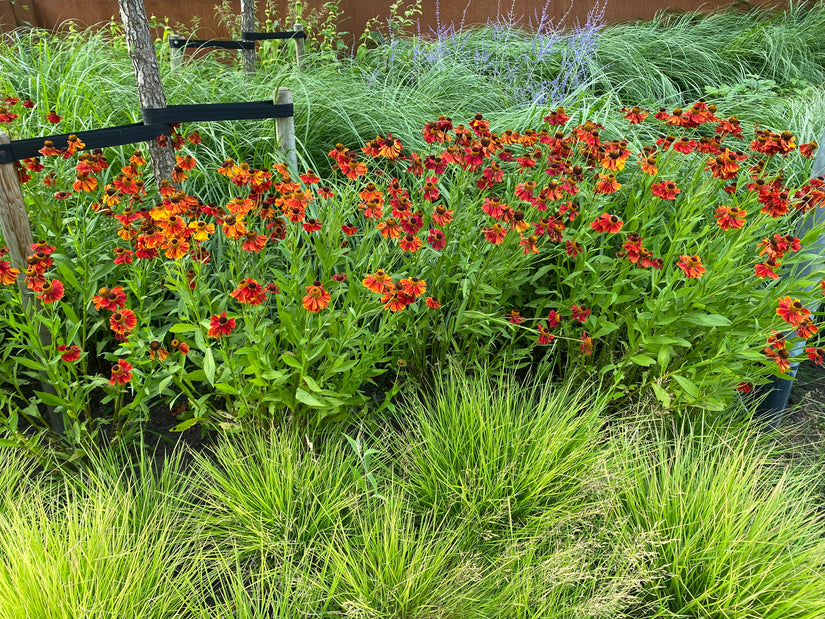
[240,0,257,75]
[0,133,64,436]
[274,88,297,173]
[294,22,305,69]
[169,32,183,73]
[0,133,34,302]
[117,0,175,188]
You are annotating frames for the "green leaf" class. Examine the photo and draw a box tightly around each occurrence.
[171,418,201,432]
[34,390,69,407]
[681,313,731,327]
[169,323,198,334]
[295,387,325,408]
[214,382,238,395]
[672,374,700,399]
[203,348,216,385]
[629,354,656,367]
[657,345,673,372]
[593,321,620,338]
[651,383,671,408]
[13,357,46,371]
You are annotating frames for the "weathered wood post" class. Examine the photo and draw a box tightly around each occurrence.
[240,0,257,75]
[169,33,183,73]
[0,132,64,435]
[117,0,175,187]
[0,133,35,303]
[274,87,297,173]
[294,22,305,69]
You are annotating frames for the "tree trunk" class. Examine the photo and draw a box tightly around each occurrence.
[240,0,257,75]
[117,0,175,187]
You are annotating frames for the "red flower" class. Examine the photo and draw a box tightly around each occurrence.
[37,279,64,304]
[677,254,705,279]
[208,313,236,338]
[109,359,133,385]
[776,296,811,327]
[580,331,593,355]
[46,110,63,124]
[590,213,623,234]
[736,381,754,394]
[795,316,818,339]
[483,223,508,245]
[508,309,524,324]
[302,281,331,312]
[651,180,681,200]
[546,310,560,327]
[806,347,825,364]
[565,240,583,257]
[754,260,780,279]
[764,347,791,373]
[427,228,446,250]
[230,278,268,305]
[109,308,138,335]
[399,234,422,253]
[537,323,555,345]
[571,304,590,323]
[57,344,81,363]
[519,235,540,254]
[421,176,440,201]
[303,218,323,233]
[426,296,441,309]
[714,205,747,230]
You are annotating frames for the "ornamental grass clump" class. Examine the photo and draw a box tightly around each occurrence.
[1,91,823,455]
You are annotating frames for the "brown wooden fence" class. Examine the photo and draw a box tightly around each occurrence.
[1,0,789,40]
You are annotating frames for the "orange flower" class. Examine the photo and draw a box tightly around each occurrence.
[302,281,331,312]
[677,254,705,279]
[431,204,453,226]
[426,296,441,309]
[72,173,98,192]
[188,220,215,242]
[795,316,818,339]
[241,231,267,253]
[230,278,268,305]
[776,297,811,327]
[381,286,414,312]
[109,359,133,385]
[221,215,247,240]
[0,261,20,285]
[163,237,190,260]
[399,234,422,253]
[376,218,402,239]
[362,269,392,294]
[594,173,621,195]
[400,277,426,297]
[519,235,539,254]
[149,340,169,362]
[590,213,623,234]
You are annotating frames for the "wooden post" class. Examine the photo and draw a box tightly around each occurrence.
[294,22,305,69]
[240,0,257,76]
[169,33,183,73]
[274,88,297,173]
[0,133,64,436]
[118,0,175,188]
[0,133,34,303]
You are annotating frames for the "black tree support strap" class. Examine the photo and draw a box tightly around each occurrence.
[0,101,294,163]
[0,123,169,164]
[242,30,307,40]
[169,38,254,50]
[141,101,293,124]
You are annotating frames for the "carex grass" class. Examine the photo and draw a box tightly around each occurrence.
[2,91,825,456]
